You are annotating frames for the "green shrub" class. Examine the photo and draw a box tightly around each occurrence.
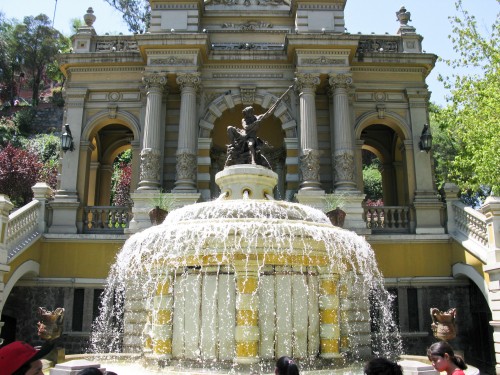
[13,108,35,134]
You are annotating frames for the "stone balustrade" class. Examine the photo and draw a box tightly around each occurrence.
[6,200,41,260]
[83,206,132,234]
[363,205,412,233]
[452,202,488,248]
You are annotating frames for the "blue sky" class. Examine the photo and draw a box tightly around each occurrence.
[1,0,498,105]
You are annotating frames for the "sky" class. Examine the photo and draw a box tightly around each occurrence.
[1,0,498,106]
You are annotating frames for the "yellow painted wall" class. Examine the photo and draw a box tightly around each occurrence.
[5,240,123,283]
[372,241,486,280]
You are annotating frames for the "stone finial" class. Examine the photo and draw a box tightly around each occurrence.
[396,6,411,26]
[83,7,96,27]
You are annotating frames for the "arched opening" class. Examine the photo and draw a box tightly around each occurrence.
[209,104,286,199]
[81,122,135,233]
[359,122,412,232]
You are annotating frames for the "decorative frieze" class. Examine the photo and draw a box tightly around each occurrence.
[95,38,138,52]
[210,43,285,51]
[213,73,283,79]
[150,57,193,66]
[357,39,399,54]
[221,21,274,30]
[302,56,345,65]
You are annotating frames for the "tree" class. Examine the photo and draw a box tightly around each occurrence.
[433,1,500,194]
[0,17,21,106]
[10,14,67,106]
[103,0,150,33]
[0,144,42,206]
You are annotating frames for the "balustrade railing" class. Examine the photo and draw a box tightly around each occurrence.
[6,200,41,259]
[83,206,132,234]
[452,202,488,248]
[363,205,412,233]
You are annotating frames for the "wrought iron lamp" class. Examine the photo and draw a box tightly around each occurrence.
[418,123,432,153]
[60,124,74,152]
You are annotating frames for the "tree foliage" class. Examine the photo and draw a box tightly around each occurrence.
[433,1,500,194]
[103,0,150,33]
[0,144,42,206]
[9,14,67,106]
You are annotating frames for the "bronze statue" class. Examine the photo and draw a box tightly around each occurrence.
[225,85,294,168]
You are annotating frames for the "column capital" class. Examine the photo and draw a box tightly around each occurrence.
[295,72,320,92]
[142,72,168,89]
[176,72,201,91]
[328,73,353,89]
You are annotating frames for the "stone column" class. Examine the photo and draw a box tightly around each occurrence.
[318,269,341,358]
[234,262,260,364]
[138,72,167,190]
[295,73,321,191]
[174,73,201,192]
[97,164,113,206]
[329,73,356,191]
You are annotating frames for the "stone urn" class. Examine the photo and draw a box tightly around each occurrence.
[430,307,457,341]
[37,307,64,341]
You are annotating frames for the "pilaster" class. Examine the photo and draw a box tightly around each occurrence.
[0,195,13,326]
[318,269,341,358]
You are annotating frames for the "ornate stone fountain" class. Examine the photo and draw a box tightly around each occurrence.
[90,164,401,372]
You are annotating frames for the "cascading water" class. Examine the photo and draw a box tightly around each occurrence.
[89,165,402,373]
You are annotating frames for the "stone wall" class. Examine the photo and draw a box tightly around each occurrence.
[32,106,64,133]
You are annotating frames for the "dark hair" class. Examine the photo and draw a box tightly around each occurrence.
[12,363,32,375]
[77,368,103,375]
[276,356,300,375]
[364,357,403,375]
[427,341,467,370]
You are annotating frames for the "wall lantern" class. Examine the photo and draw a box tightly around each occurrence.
[61,124,74,152]
[418,123,432,153]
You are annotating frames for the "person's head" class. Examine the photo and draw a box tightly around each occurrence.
[364,357,403,375]
[275,356,299,375]
[76,368,104,375]
[427,341,467,371]
[0,341,52,375]
[243,106,255,117]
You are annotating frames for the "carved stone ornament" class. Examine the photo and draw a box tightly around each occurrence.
[222,21,274,30]
[329,74,353,89]
[299,149,320,181]
[142,73,167,88]
[107,104,118,119]
[257,0,290,6]
[334,152,355,182]
[302,56,345,65]
[176,73,201,90]
[240,86,256,105]
[430,308,457,341]
[140,149,161,183]
[295,73,320,92]
[37,307,65,341]
[357,39,399,54]
[150,56,192,66]
[396,6,411,25]
[176,152,197,181]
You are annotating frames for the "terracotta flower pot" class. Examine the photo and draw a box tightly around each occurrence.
[149,206,168,225]
[326,208,346,227]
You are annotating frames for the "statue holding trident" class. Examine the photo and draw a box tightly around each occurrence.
[225,84,294,168]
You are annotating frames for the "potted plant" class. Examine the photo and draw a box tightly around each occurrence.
[149,190,176,225]
[324,193,346,228]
